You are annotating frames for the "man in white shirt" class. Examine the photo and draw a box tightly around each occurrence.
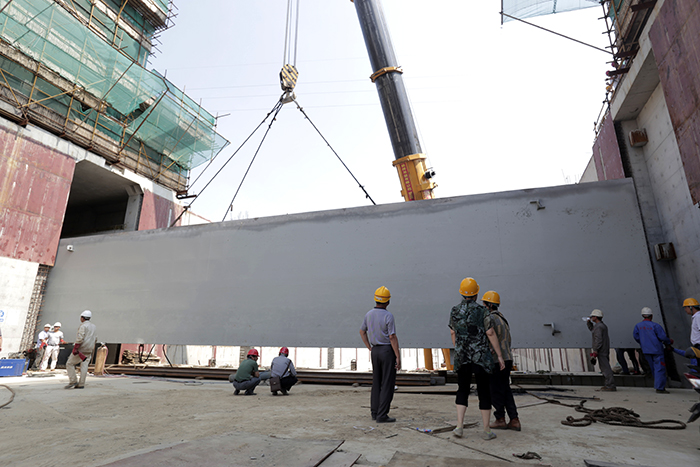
[34,324,51,370]
[683,298,700,347]
[40,322,65,370]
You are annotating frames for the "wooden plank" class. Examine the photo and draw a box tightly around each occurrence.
[98,433,343,467]
[317,451,361,467]
[585,460,655,467]
[387,452,534,467]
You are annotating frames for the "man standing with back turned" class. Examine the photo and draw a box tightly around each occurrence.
[65,310,97,389]
[587,309,616,391]
[360,286,401,423]
[633,307,672,393]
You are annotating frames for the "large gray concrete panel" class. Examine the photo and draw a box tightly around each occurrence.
[42,179,658,349]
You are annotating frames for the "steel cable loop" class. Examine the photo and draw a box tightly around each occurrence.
[292,100,376,205]
[222,99,285,221]
[0,384,16,408]
[168,100,284,227]
[560,400,687,430]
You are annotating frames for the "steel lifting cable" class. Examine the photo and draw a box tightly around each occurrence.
[168,100,284,228]
[292,100,376,205]
[283,0,300,68]
[222,100,285,221]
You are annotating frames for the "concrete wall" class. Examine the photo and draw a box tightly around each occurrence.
[648,0,700,205]
[0,256,38,357]
[41,179,659,349]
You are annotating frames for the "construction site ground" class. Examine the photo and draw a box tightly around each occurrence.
[0,372,698,467]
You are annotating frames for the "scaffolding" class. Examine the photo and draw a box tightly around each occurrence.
[0,0,228,192]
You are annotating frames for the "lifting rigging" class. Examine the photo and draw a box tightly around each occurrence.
[171,0,378,226]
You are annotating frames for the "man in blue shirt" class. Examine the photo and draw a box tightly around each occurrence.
[360,286,401,423]
[633,307,672,393]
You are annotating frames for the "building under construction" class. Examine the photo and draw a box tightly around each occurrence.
[0,0,227,356]
[0,0,699,376]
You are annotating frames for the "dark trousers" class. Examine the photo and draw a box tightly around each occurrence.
[281,374,298,391]
[370,345,396,419]
[490,360,518,420]
[456,363,491,410]
[615,348,640,374]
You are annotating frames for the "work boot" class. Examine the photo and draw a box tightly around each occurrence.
[376,416,396,423]
[490,418,507,429]
[507,418,521,431]
[281,388,288,395]
[598,386,616,391]
[656,389,670,394]
[64,383,77,389]
[234,389,240,395]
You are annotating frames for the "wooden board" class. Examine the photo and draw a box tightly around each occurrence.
[98,433,343,467]
[318,451,361,467]
[386,452,534,467]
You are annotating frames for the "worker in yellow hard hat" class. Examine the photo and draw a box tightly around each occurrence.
[449,278,505,441]
[359,286,401,423]
[482,291,520,431]
[683,298,700,348]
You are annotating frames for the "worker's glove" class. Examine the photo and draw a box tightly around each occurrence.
[60,339,66,344]
[669,339,674,345]
[78,352,87,362]
[40,342,46,349]
[72,343,81,355]
[590,352,597,366]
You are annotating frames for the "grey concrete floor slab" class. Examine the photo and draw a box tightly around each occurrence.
[0,373,698,467]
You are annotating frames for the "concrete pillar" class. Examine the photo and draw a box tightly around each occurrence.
[124,185,143,231]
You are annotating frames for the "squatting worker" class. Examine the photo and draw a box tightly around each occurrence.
[65,310,97,389]
[633,307,672,394]
[449,278,505,441]
[683,298,700,348]
[231,349,268,395]
[360,286,401,423]
[587,309,616,391]
[481,291,520,432]
[270,346,298,395]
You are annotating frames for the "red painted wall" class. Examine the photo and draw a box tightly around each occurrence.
[591,113,625,181]
[0,129,74,266]
[138,190,184,230]
[649,0,700,204]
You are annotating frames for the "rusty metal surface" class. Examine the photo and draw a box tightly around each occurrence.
[139,190,183,230]
[0,128,74,265]
[592,114,625,181]
[649,0,700,204]
[103,364,433,386]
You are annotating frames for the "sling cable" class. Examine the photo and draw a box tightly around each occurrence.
[170,0,374,227]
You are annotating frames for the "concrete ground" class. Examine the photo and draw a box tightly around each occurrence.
[0,372,698,467]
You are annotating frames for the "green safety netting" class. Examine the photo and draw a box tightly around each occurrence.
[501,0,599,23]
[0,0,228,170]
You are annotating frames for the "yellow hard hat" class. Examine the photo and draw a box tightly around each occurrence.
[683,298,699,307]
[459,277,479,297]
[481,290,500,305]
[374,286,391,303]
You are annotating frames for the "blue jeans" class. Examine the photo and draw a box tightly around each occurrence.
[644,354,666,390]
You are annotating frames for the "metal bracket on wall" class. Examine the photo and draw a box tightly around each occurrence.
[544,323,561,335]
[530,199,545,210]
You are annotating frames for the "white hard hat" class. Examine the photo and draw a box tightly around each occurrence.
[44,323,51,328]
[53,322,61,327]
[590,309,603,318]
[641,307,653,316]
[80,310,92,318]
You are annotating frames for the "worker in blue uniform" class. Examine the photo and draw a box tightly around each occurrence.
[633,307,672,393]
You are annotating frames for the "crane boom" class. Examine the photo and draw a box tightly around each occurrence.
[353,0,436,201]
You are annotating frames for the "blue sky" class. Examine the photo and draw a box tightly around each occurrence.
[151,1,609,221]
